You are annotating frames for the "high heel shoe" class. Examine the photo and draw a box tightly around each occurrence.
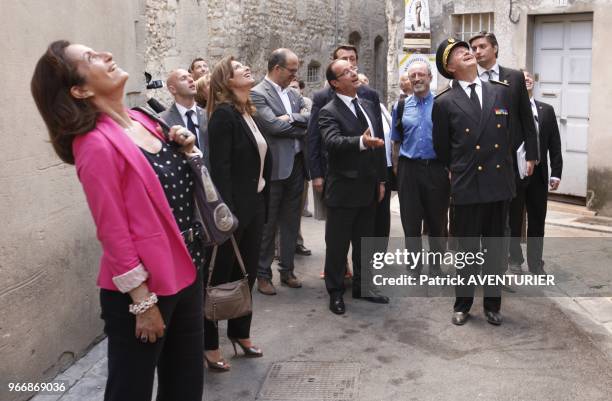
[228,338,263,358]
[204,354,231,372]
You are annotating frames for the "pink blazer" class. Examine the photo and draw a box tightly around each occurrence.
[73,110,196,296]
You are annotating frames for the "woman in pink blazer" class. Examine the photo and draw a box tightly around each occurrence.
[31,41,204,401]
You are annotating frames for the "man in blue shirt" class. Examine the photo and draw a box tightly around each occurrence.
[391,61,450,277]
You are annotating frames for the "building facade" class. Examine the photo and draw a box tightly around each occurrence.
[429,0,612,212]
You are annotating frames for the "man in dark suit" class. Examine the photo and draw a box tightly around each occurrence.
[161,68,209,167]
[319,59,389,315]
[251,48,310,295]
[509,69,563,274]
[469,31,538,172]
[469,32,538,278]
[433,38,515,326]
[308,44,390,275]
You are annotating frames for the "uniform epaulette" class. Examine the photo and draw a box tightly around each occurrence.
[434,86,451,99]
[489,79,510,87]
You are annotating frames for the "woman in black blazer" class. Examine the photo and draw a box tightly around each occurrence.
[203,56,271,371]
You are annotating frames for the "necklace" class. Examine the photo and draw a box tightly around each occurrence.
[108,110,136,134]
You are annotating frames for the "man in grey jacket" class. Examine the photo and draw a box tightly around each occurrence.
[251,48,310,295]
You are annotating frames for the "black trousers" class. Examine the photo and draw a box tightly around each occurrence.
[100,272,204,401]
[453,201,507,313]
[509,172,548,272]
[203,193,264,349]
[397,157,450,269]
[324,201,376,296]
[373,172,392,252]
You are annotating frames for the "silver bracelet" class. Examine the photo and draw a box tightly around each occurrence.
[129,293,158,315]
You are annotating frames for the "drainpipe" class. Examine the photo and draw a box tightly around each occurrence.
[335,0,339,46]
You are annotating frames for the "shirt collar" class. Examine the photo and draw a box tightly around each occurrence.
[410,91,433,104]
[477,62,499,76]
[457,77,482,90]
[265,76,288,94]
[175,102,197,117]
[336,92,359,109]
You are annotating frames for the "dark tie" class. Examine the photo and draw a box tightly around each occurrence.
[351,98,369,132]
[185,110,200,148]
[485,70,493,81]
[469,83,481,112]
[534,113,541,163]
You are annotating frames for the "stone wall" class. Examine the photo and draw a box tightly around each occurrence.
[1,2,144,401]
[145,0,389,105]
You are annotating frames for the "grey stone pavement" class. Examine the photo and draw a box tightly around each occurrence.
[32,198,612,401]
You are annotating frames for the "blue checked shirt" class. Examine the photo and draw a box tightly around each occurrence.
[390,92,436,160]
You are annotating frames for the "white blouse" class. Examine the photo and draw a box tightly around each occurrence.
[242,113,268,193]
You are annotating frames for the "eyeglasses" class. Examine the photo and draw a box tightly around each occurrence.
[335,66,358,79]
[278,65,299,75]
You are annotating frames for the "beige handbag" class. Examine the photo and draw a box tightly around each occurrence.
[204,235,252,321]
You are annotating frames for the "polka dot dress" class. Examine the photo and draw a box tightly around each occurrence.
[140,142,205,269]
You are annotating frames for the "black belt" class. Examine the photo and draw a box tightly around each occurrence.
[180,221,204,244]
[401,157,439,166]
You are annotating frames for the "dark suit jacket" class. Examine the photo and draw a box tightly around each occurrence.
[251,79,309,181]
[161,103,209,168]
[432,81,515,205]
[307,85,382,179]
[208,103,272,224]
[533,100,563,184]
[319,95,387,208]
[498,66,538,161]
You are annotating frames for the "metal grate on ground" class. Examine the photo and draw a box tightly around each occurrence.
[256,361,361,401]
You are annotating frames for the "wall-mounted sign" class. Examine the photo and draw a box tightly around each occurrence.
[403,36,432,50]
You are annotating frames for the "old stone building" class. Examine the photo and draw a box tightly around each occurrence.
[143,0,391,105]
[1,1,399,400]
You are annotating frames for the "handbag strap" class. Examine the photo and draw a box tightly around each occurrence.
[206,235,248,289]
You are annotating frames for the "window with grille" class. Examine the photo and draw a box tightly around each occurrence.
[307,61,321,83]
[452,13,494,41]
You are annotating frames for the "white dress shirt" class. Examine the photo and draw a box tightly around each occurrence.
[335,93,375,151]
[380,103,393,167]
[266,77,302,153]
[457,77,483,108]
[477,63,500,82]
[175,102,200,137]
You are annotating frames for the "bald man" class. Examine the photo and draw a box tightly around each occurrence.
[161,69,209,167]
[399,71,413,100]
[251,49,310,294]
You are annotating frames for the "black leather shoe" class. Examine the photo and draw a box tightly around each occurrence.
[484,310,503,325]
[329,294,345,315]
[295,244,312,256]
[353,290,389,304]
[452,311,470,325]
[529,263,548,276]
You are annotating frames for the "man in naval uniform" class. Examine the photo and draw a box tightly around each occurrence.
[432,38,515,326]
